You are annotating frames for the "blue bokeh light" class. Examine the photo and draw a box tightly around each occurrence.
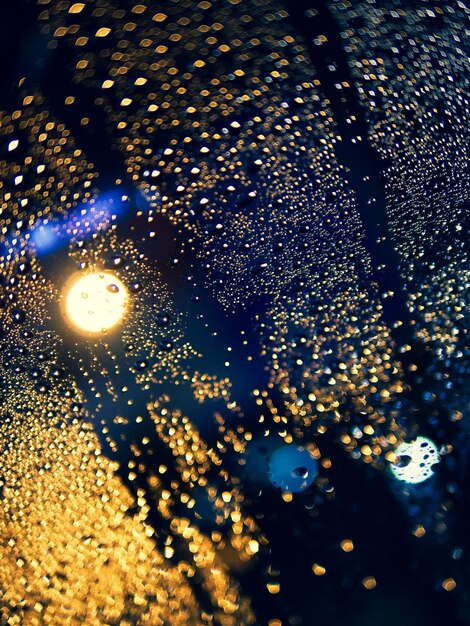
[25,190,130,257]
[30,223,60,253]
[269,446,318,493]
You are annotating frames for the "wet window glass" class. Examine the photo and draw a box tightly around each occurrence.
[0,0,468,624]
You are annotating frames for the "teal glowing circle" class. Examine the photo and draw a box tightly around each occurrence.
[269,446,318,492]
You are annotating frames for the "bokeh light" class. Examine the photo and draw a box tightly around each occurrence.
[269,446,318,492]
[390,437,440,484]
[63,271,128,334]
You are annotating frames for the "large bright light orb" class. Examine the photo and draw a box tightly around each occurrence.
[390,436,440,484]
[63,271,128,334]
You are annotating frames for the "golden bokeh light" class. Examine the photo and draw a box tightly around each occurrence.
[63,271,128,334]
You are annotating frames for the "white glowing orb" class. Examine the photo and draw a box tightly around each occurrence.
[63,272,128,334]
[390,436,440,484]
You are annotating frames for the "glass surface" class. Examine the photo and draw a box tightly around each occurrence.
[0,1,468,624]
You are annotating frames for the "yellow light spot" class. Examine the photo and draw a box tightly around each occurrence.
[442,578,456,591]
[63,272,128,334]
[362,576,377,589]
[69,2,85,13]
[340,539,354,552]
[247,539,259,554]
[96,27,111,37]
[312,563,326,576]
[412,525,426,538]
